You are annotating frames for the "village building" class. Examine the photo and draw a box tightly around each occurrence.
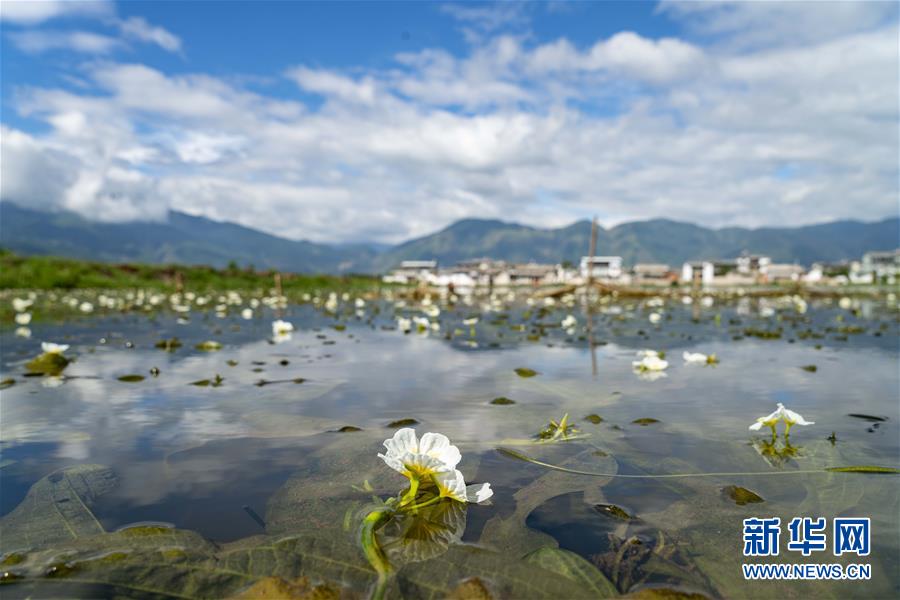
[580,256,623,280]
[765,263,805,282]
[632,263,673,285]
[382,260,438,284]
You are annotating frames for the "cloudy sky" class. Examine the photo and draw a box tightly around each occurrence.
[1,1,897,244]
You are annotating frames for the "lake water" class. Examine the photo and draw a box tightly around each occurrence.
[1,291,898,598]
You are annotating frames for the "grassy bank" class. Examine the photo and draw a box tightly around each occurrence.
[0,250,380,292]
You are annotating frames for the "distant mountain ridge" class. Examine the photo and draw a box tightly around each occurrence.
[1,202,896,274]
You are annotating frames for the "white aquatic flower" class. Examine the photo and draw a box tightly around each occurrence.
[41,342,69,354]
[636,349,661,359]
[424,305,441,318]
[701,296,714,307]
[12,297,33,312]
[272,320,294,335]
[355,298,366,308]
[241,308,253,320]
[648,312,662,324]
[397,317,412,332]
[682,351,708,364]
[759,306,775,318]
[15,312,32,325]
[681,296,693,305]
[463,317,479,326]
[838,297,852,310]
[378,428,462,479]
[633,354,668,372]
[433,469,494,504]
[273,331,292,344]
[79,302,94,313]
[749,403,814,435]
[15,327,31,338]
[561,315,577,329]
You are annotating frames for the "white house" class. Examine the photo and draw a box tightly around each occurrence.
[681,261,715,285]
[580,256,623,280]
[859,249,900,282]
[382,260,438,284]
[765,264,805,282]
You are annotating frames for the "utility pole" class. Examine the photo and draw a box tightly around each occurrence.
[586,216,598,289]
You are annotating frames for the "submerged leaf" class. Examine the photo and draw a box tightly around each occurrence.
[523,547,617,597]
[722,485,765,505]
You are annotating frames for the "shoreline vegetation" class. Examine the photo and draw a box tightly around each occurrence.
[0,249,380,293]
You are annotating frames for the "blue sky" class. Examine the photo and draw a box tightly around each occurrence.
[1,1,897,243]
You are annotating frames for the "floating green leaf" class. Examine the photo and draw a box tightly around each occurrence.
[25,353,69,376]
[593,503,634,521]
[154,337,182,351]
[491,397,516,405]
[825,466,900,474]
[117,374,145,383]
[632,418,660,426]
[386,418,419,427]
[514,367,538,378]
[800,365,818,373]
[584,414,603,424]
[0,378,15,390]
[195,340,222,351]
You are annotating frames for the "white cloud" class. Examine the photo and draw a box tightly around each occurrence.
[9,29,120,54]
[286,67,377,104]
[0,0,113,24]
[116,16,181,53]
[2,3,897,244]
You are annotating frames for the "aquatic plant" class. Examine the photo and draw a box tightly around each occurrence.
[749,403,814,437]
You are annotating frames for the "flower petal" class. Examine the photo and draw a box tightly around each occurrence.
[465,482,493,504]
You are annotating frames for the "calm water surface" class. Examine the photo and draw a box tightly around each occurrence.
[1,294,897,598]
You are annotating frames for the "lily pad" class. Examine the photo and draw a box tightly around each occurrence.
[514,368,539,378]
[632,418,660,426]
[800,365,818,372]
[337,426,362,432]
[491,397,516,405]
[722,485,764,505]
[117,374,145,383]
[584,414,604,424]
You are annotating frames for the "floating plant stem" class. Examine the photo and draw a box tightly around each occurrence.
[497,447,899,478]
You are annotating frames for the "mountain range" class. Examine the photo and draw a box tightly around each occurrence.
[1,202,896,274]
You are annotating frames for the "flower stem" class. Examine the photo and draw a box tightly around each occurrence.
[403,495,444,512]
[399,476,419,507]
